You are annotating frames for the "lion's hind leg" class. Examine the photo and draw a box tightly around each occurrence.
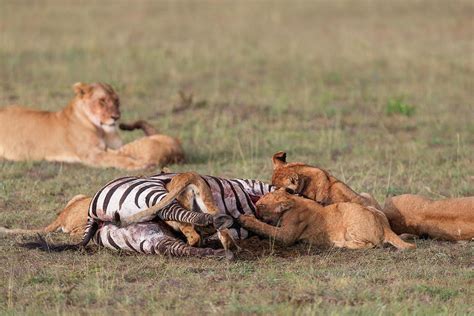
[170,173,237,257]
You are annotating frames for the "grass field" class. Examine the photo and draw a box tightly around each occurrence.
[0,0,473,314]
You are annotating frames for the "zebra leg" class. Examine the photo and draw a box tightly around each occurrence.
[156,201,214,226]
[153,236,226,257]
[95,222,225,258]
[119,172,231,228]
[169,173,237,256]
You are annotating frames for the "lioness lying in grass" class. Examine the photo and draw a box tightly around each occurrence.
[0,82,150,170]
[238,188,415,250]
[271,151,381,209]
[383,194,474,241]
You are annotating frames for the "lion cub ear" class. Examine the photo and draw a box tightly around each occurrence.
[73,82,92,97]
[272,151,287,169]
[276,200,294,214]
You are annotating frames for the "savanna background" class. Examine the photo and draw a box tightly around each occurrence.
[0,1,473,314]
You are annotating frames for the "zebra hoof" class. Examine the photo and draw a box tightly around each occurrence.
[213,214,234,230]
[225,250,235,261]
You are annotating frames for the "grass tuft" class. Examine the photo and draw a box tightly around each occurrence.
[386,97,416,117]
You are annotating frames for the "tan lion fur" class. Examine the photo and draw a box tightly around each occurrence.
[383,194,474,241]
[271,151,381,209]
[0,82,150,170]
[0,195,90,237]
[239,189,415,250]
[117,120,185,168]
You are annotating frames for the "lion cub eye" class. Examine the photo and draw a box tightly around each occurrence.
[99,98,107,106]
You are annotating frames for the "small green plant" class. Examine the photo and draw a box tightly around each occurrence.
[386,97,416,117]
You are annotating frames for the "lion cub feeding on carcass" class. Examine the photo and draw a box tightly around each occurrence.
[0,82,149,170]
[238,189,415,250]
[271,151,381,209]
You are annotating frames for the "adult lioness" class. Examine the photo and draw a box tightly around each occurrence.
[0,82,148,170]
[383,194,474,241]
[238,189,415,250]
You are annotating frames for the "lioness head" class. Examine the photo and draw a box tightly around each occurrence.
[73,82,121,128]
[255,188,294,225]
[271,151,308,195]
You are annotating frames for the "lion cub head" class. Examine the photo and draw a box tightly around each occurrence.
[271,151,310,194]
[271,151,331,204]
[255,188,295,226]
[73,82,121,129]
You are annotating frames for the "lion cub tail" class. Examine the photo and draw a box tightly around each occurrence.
[0,227,44,235]
[119,120,157,136]
[383,226,416,250]
[370,206,416,250]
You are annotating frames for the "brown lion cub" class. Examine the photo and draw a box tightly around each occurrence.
[271,151,381,209]
[0,195,90,237]
[0,82,149,170]
[383,194,474,241]
[117,120,185,167]
[239,189,415,250]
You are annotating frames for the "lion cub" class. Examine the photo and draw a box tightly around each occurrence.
[271,151,381,209]
[117,120,185,167]
[238,189,415,250]
[383,194,474,241]
[0,195,90,237]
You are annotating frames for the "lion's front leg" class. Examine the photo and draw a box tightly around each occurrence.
[83,150,151,170]
[238,215,298,246]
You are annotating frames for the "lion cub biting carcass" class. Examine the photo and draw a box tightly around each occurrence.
[0,82,149,170]
[238,188,415,250]
[271,151,381,209]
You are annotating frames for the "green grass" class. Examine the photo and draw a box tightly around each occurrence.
[0,0,473,314]
[386,97,416,117]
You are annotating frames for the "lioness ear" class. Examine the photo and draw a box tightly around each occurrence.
[73,82,91,97]
[272,151,287,169]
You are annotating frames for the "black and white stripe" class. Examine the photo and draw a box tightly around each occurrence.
[81,172,274,254]
[93,221,219,257]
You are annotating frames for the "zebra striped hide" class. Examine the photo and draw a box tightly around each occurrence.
[86,172,275,255]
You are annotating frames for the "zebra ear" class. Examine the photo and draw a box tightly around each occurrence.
[272,151,287,169]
